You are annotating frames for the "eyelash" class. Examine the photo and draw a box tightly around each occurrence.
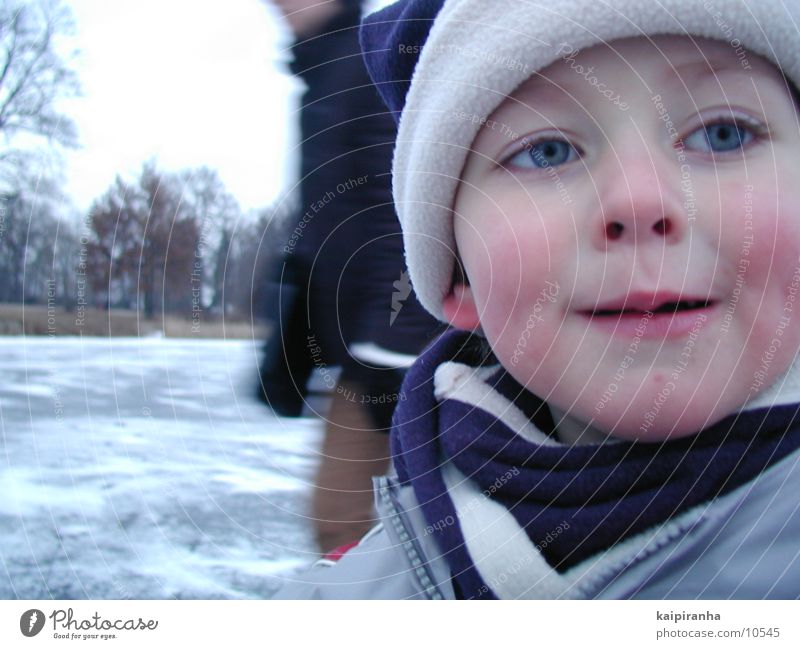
[501,135,581,171]
[678,113,766,154]
[500,114,767,171]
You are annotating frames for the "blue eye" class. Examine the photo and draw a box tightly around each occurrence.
[508,139,578,169]
[684,121,754,153]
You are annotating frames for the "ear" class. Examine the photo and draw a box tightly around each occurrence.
[442,283,481,331]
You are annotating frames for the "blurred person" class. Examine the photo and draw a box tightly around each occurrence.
[258,0,442,554]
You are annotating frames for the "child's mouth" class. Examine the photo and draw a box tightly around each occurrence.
[578,294,717,338]
[589,299,713,317]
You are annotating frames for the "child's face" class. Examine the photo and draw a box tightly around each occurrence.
[445,36,800,441]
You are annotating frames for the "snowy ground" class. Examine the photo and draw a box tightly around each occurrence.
[0,336,323,599]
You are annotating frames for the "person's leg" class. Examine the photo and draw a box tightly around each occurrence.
[312,379,391,554]
[257,256,315,416]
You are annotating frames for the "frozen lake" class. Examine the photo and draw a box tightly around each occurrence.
[0,336,323,599]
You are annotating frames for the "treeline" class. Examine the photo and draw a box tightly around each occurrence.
[0,0,290,324]
[0,163,290,321]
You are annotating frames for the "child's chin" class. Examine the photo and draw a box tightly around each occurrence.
[584,384,752,444]
[600,408,731,444]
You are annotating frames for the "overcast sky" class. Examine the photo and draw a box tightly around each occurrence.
[61,0,301,214]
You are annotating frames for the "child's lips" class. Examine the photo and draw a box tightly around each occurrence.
[577,293,719,338]
[584,291,714,314]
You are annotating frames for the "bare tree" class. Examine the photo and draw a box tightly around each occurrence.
[0,0,78,143]
[220,204,292,320]
[87,163,204,318]
[0,0,79,184]
[86,175,142,310]
[179,167,241,312]
[51,214,79,309]
[0,191,27,301]
[0,184,75,305]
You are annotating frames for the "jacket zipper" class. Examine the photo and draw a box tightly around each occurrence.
[376,476,445,600]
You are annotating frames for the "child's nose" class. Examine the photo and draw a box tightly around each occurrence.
[591,148,687,249]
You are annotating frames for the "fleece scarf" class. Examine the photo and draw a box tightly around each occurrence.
[391,330,800,599]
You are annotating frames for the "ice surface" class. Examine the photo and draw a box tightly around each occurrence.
[0,336,321,599]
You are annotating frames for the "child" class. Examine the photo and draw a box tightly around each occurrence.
[274,0,800,598]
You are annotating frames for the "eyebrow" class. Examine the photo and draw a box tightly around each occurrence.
[668,58,743,85]
[508,74,585,109]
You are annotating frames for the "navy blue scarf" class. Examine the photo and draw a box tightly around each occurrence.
[391,330,800,599]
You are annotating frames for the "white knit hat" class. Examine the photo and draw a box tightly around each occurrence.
[362,0,800,321]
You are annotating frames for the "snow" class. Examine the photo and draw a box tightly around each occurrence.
[0,336,322,599]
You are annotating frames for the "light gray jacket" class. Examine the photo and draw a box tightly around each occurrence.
[274,446,800,599]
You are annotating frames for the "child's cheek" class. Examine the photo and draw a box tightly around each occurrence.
[728,181,800,364]
[478,220,570,355]
[713,179,789,282]
[760,188,800,329]
[744,185,800,287]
